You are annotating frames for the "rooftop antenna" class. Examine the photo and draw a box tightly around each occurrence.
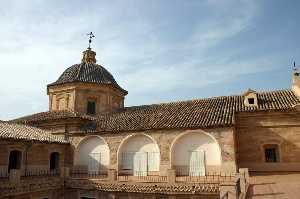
[87,32,95,49]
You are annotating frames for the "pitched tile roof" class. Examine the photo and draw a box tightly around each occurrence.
[47,63,127,94]
[9,89,300,132]
[0,121,68,143]
[95,89,300,132]
[11,110,95,124]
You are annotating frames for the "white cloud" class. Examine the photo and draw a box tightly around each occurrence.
[0,0,270,120]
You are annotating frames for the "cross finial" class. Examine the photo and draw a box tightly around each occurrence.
[293,61,297,71]
[87,32,95,49]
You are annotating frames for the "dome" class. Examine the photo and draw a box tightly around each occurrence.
[48,63,127,93]
[48,47,127,94]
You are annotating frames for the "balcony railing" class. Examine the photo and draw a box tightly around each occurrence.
[24,168,60,177]
[70,168,108,179]
[117,175,168,183]
[0,170,8,179]
[0,168,60,181]
[175,172,236,183]
[68,165,238,186]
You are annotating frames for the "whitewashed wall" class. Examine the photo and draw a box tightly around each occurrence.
[77,136,110,169]
[118,134,160,171]
[119,134,159,153]
[172,132,221,166]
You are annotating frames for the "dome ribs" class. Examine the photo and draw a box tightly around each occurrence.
[48,63,127,94]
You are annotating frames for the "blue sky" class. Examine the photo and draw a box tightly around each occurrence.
[0,0,300,120]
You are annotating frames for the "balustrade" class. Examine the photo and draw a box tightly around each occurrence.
[0,169,8,179]
[24,168,60,177]
[117,174,168,183]
[70,166,108,179]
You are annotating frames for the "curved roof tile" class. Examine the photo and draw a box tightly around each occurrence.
[10,89,300,132]
[0,122,68,144]
[48,63,127,93]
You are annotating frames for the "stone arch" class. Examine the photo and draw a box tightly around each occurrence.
[76,135,110,173]
[117,133,160,176]
[170,130,221,175]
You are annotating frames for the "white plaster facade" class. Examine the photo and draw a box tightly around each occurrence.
[171,131,221,175]
[117,134,160,175]
[76,136,110,172]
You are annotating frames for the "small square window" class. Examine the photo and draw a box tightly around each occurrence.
[248,98,255,104]
[264,146,279,163]
[87,101,96,115]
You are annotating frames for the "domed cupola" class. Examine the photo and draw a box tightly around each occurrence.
[47,47,127,115]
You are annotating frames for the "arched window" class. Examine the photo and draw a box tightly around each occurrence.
[50,152,60,171]
[8,150,22,172]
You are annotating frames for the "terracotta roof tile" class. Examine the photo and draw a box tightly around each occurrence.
[95,89,300,132]
[66,179,219,194]
[47,63,127,94]
[11,110,95,124]
[0,122,68,143]
[9,89,300,132]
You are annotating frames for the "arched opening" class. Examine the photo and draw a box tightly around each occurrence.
[50,152,60,172]
[118,134,160,176]
[8,150,22,172]
[171,131,221,176]
[77,136,110,174]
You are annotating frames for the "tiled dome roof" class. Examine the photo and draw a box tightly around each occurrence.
[48,63,127,93]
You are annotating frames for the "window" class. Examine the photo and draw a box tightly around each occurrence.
[243,89,258,107]
[50,152,60,171]
[87,101,96,115]
[8,150,22,172]
[264,145,279,163]
[248,98,255,104]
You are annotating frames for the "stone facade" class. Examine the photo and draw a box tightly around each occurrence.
[71,127,237,175]
[48,82,125,114]
[236,109,300,171]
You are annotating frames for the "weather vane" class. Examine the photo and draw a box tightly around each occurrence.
[87,32,95,49]
[293,61,297,71]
